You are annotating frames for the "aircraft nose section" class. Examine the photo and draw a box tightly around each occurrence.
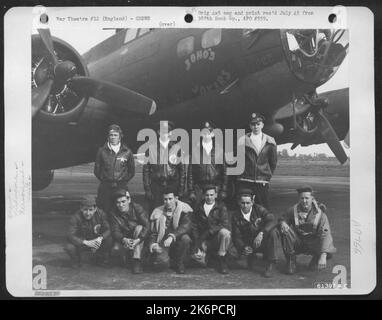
[280,29,348,86]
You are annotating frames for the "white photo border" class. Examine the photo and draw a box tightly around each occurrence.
[4,6,375,296]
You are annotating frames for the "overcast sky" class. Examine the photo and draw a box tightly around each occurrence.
[39,28,349,157]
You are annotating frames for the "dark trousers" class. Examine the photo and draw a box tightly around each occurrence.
[170,234,192,264]
[246,228,278,262]
[151,234,192,268]
[278,227,331,258]
[111,225,144,260]
[64,237,112,263]
[236,180,270,209]
[96,181,129,214]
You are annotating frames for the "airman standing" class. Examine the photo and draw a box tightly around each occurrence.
[188,121,228,209]
[237,113,277,209]
[94,124,135,214]
[143,121,186,212]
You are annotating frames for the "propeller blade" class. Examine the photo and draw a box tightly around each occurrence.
[69,76,156,115]
[316,109,348,164]
[344,131,350,148]
[32,79,53,117]
[37,28,58,65]
[291,143,299,150]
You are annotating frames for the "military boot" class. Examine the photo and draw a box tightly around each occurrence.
[175,261,185,274]
[132,259,143,274]
[264,261,275,278]
[286,255,296,275]
[218,255,229,274]
[308,255,319,271]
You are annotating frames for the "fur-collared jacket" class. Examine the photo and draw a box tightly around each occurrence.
[238,133,277,183]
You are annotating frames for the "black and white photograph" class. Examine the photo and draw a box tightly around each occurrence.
[4,6,375,296]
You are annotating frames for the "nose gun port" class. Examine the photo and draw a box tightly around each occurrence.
[280,29,348,86]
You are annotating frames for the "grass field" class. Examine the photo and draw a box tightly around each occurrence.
[66,158,350,178]
[275,158,349,177]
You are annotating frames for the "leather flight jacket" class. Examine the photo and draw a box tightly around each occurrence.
[94,143,135,184]
[232,204,277,252]
[238,133,277,183]
[143,140,186,194]
[110,202,149,242]
[188,142,228,193]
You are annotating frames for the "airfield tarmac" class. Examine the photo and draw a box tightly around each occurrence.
[32,163,350,292]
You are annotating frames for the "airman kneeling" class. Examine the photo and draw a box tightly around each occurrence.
[232,189,278,278]
[64,196,112,268]
[278,185,336,274]
[148,187,193,274]
[110,188,149,274]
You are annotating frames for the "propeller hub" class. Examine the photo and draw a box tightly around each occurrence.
[54,61,77,81]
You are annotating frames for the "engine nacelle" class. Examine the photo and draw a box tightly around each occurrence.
[274,88,349,147]
[32,170,54,191]
[264,121,284,137]
[32,35,89,123]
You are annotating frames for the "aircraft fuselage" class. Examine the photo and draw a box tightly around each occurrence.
[32,29,340,171]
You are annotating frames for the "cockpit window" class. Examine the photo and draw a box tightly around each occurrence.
[201,29,222,49]
[177,36,194,57]
[124,29,138,43]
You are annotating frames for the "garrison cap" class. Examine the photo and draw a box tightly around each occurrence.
[112,188,130,200]
[237,188,254,198]
[296,185,314,194]
[250,113,265,124]
[80,195,97,207]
